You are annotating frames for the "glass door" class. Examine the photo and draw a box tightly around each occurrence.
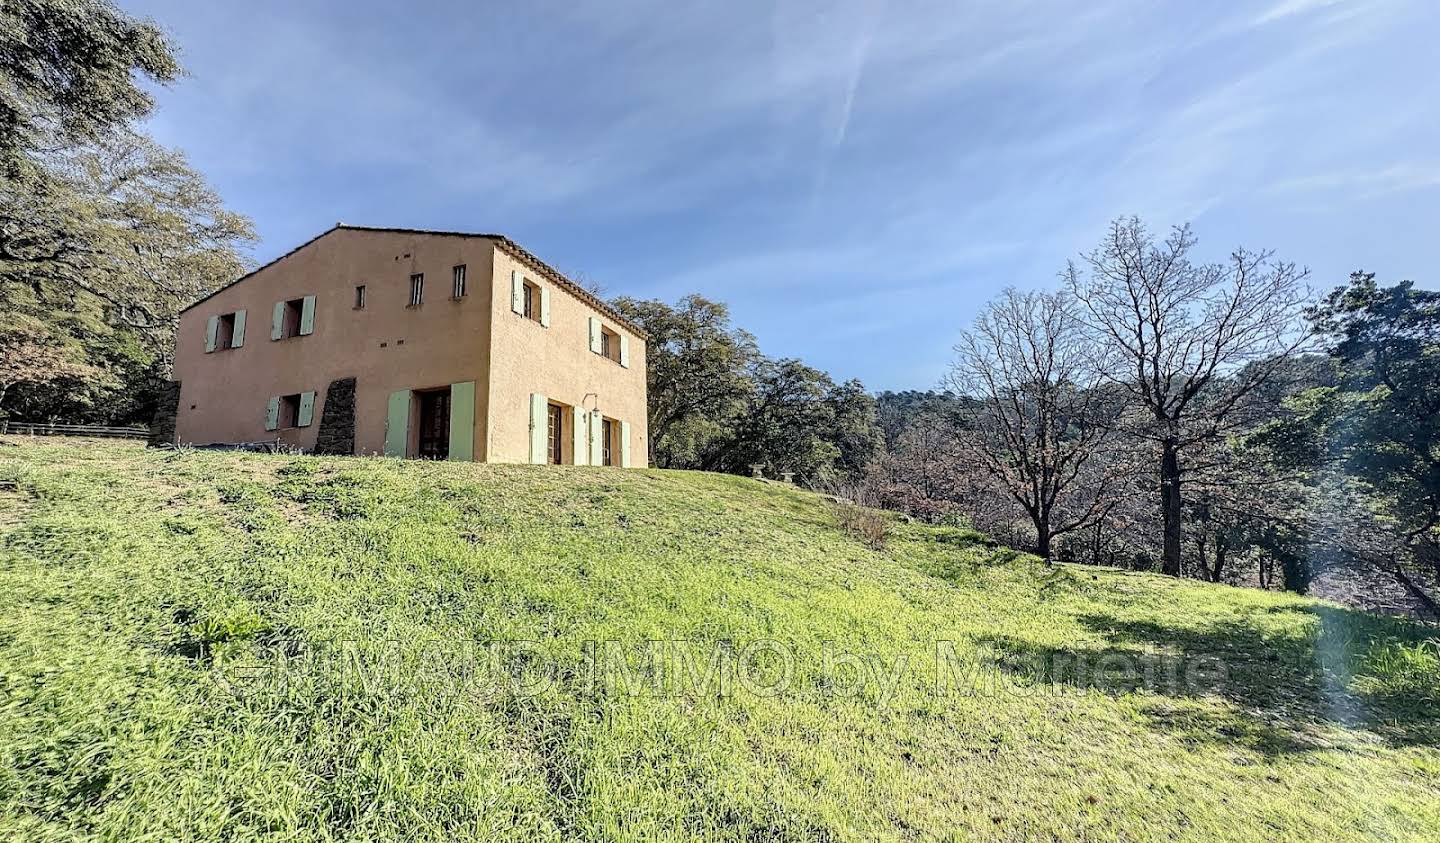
[417,390,450,460]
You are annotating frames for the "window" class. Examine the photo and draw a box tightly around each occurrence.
[278,394,301,429]
[281,298,303,337]
[267,391,315,431]
[523,282,537,320]
[452,265,467,298]
[271,296,314,340]
[511,271,548,326]
[355,285,366,309]
[589,317,626,364]
[547,403,564,465]
[205,309,246,352]
[409,273,424,307]
[602,418,614,467]
[216,312,236,349]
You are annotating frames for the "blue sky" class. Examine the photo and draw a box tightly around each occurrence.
[124,0,1438,390]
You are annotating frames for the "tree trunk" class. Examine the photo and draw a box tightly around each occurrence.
[1281,556,1312,594]
[1211,538,1227,583]
[1160,440,1183,576]
[1388,563,1440,619]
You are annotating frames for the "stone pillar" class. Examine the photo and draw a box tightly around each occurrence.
[147,381,181,447]
[314,377,357,456]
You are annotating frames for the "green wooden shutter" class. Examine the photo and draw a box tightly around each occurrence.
[448,381,476,461]
[620,421,632,468]
[265,396,280,431]
[384,390,411,457]
[231,310,247,348]
[619,335,630,368]
[540,286,551,328]
[589,317,602,354]
[205,315,219,352]
[299,295,316,335]
[297,391,316,427]
[528,394,547,464]
[271,301,285,340]
[572,407,588,465]
[588,413,603,466]
[511,271,525,314]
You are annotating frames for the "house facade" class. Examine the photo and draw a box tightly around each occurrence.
[166,225,648,466]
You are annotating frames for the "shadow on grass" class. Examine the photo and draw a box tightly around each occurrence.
[900,527,1041,581]
[974,604,1440,754]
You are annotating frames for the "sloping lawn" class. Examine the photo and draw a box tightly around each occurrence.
[1,438,1437,840]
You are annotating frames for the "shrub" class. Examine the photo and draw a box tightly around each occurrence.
[834,501,889,550]
[809,476,891,550]
[1353,638,1440,703]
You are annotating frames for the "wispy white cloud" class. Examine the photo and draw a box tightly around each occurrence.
[127,0,1440,388]
[1253,0,1349,26]
[1268,162,1440,197]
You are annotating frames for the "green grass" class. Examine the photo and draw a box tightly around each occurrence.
[1,438,1438,841]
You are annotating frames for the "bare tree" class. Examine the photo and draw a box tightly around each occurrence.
[1066,217,1311,575]
[945,288,1120,559]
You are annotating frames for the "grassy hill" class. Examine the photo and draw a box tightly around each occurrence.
[1,438,1438,841]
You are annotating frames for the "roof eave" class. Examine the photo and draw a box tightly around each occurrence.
[178,224,650,342]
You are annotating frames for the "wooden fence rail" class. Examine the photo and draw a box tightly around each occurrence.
[0,421,149,440]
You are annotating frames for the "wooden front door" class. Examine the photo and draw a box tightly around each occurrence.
[417,390,450,460]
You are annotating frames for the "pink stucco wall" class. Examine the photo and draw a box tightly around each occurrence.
[485,249,648,465]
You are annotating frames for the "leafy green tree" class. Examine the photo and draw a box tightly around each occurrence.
[875,390,962,450]
[1301,273,1440,614]
[1,134,254,422]
[1,3,253,423]
[1,0,183,289]
[0,313,98,414]
[610,294,759,468]
[1183,433,1314,589]
[826,378,882,478]
[613,291,882,482]
[57,134,255,358]
[1,0,178,168]
[723,358,841,481]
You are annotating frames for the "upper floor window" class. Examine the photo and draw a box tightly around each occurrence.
[355,285,366,309]
[452,265,467,299]
[275,298,304,339]
[282,296,305,337]
[270,296,315,340]
[588,316,630,367]
[510,270,549,326]
[409,273,424,307]
[205,309,246,352]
